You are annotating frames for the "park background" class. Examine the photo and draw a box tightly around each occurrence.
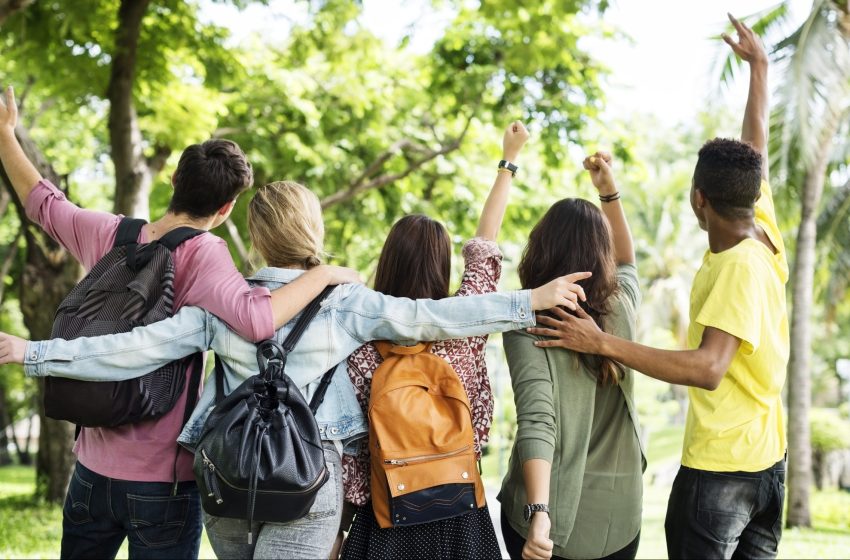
[0,0,849,557]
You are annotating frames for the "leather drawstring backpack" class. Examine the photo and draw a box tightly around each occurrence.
[193,286,336,544]
[369,342,486,528]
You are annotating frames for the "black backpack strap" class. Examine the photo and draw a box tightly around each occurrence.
[214,354,226,406]
[158,227,205,252]
[114,217,146,248]
[182,353,204,427]
[280,285,335,357]
[308,365,338,415]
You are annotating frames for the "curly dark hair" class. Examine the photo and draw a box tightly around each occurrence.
[693,138,762,219]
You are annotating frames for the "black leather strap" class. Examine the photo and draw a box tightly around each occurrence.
[308,365,338,415]
[158,227,205,252]
[114,217,146,247]
[280,286,335,357]
[183,354,204,426]
[214,354,226,406]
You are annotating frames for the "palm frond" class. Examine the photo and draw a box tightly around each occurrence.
[712,2,791,87]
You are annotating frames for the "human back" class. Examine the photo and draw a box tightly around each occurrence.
[499,154,644,560]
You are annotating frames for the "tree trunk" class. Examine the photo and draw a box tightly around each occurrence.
[0,0,33,24]
[785,125,837,528]
[0,383,12,466]
[0,124,80,503]
[108,0,170,219]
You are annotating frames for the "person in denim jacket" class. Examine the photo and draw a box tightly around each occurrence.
[0,176,589,560]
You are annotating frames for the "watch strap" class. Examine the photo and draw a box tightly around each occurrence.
[523,502,549,521]
[498,159,518,176]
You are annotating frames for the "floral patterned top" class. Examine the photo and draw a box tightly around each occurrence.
[342,237,503,506]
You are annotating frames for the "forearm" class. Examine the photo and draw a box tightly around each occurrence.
[475,170,512,241]
[343,288,534,343]
[600,198,635,264]
[742,61,769,178]
[522,458,551,504]
[269,266,335,329]
[0,128,42,203]
[597,333,722,390]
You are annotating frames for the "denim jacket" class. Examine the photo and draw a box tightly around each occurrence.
[25,267,534,450]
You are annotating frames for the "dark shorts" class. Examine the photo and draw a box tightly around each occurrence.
[665,459,785,560]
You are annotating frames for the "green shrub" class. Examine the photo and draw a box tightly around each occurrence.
[810,408,850,453]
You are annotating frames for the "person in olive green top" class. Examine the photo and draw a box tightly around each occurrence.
[499,152,645,560]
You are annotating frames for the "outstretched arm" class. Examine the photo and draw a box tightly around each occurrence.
[0,86,43,202]
[583,152,634,265]
[723,13,769,181]
[475,121,529,241]
[528,306,740,391]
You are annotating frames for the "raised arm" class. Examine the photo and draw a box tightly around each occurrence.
[723,13,769,181]
[0,86,43,203]
[583,152,634,265]
[475,121,529,241]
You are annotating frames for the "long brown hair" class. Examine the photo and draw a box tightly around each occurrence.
[518,198,624,385]
[373,214,451,300]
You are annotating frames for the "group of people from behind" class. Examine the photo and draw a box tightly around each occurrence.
[0,13,788,560]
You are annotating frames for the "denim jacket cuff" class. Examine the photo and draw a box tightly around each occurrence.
[513,290,534,329]
[23,340,48,377]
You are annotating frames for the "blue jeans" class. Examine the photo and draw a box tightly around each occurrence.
[665,459,785,559]
[60,461,202,559]
[204,441,343,560]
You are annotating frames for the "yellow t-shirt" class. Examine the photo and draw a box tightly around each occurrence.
[682,180,790,472]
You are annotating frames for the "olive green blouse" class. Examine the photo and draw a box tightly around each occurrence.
[498,264,646,559]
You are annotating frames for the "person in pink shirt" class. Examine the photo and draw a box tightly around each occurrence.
[0,85,358,559]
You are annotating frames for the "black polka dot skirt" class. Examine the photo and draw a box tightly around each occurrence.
[341,502,502,559]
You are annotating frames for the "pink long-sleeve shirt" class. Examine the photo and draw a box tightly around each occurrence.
[25,180,275,482]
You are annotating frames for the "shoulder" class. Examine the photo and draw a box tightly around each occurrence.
[170,232,226,263]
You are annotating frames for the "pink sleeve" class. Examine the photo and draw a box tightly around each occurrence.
[24,180,121,270]
[455,237,503,298]
[172,236,274,342]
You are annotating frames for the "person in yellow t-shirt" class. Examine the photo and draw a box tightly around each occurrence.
[525,14,788,560]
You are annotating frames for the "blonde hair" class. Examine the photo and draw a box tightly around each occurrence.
[248,181,325,268]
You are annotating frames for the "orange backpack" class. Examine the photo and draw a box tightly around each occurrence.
[369,341,486,528]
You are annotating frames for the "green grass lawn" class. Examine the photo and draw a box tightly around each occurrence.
[2,434,849,559]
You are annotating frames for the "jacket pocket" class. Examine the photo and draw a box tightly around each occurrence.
[127,492,191,548]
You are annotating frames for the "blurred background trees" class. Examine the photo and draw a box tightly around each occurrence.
[0,0,847,550]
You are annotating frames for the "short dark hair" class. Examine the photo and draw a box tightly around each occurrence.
[373,214,451,301]
[169,139,254,218]
[693,138,762,219]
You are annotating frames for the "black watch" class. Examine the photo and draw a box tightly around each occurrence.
[523,503,549,521]
[498,159,518,176]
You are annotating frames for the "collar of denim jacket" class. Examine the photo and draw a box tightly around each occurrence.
[246,266,305,283]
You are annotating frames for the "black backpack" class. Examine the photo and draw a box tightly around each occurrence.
[45,217,204,429]
[194,286,336,544]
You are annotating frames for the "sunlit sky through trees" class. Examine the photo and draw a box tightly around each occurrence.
[201,0,811,128]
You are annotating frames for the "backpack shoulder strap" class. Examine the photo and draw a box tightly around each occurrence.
[308,364,338,415]
[213,354,226,406]
[280,285,335,356]
[114,217,146,248]
[183,354,204,426]
[158,227,205,252]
